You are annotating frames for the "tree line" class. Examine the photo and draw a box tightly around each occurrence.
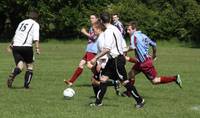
[0,0,200,45]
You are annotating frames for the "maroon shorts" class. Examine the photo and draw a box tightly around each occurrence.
[132,58,157,80]
[82,52,96,61]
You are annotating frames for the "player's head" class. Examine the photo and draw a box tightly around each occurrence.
[100,12,111,24]
[112,13,119,22]
[92,21,106,35]
[127,21,138,35]
[29,9,39,21]
[90,13,99,25]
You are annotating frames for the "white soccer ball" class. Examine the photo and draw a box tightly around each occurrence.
[63,88,75,98]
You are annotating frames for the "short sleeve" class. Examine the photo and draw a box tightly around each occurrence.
[33,23,40,41]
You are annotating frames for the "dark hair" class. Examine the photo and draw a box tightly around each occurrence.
[29,9,39,20]
[112,13,119,17]
[127,21,138,29]
[93,21,106,31]
[90,13,99,19]
[100,12,111,23]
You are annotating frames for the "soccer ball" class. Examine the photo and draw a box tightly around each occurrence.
[63,88,75,99]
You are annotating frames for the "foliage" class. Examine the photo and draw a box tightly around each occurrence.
[0,0,199,44]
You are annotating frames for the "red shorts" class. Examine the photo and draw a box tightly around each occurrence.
[82,52,96,61]
[132,58,157,80]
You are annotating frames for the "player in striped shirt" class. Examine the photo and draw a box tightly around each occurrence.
[123,21,182,96]
[64,14,98,86]
[112,14,126,37]
[7,10,40,88]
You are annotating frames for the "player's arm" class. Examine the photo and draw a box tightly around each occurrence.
[33,24,40,54]
[35,40,40,54]
[152,46,157,60]
[81,27,90,37]
[90,48,110,65]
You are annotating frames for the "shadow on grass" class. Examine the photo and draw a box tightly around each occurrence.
[9,86,27,89]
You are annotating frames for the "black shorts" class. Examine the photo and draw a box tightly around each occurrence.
[101,55,127,81]
[12,46,33,65]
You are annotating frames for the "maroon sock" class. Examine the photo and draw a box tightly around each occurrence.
[69,67,83,83]
[160,76,176,84]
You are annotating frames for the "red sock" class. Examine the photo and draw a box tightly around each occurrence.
[160,76,176,84]
[69,67,83,83]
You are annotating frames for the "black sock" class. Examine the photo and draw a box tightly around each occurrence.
[10,67,21,78]
[125,82,142,103]
[24,69,33,88]
[92,84,100,97]
[96,82,107,104]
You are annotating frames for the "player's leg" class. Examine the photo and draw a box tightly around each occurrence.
[121,63,140,97]
[64,59,86,86]
[116,55,144,108]
[152,75,182,88]
[22,46,34,88]
[143,59,182,88]
[24,63,33,88]
[90,75,108,106]
[7,47,24,88]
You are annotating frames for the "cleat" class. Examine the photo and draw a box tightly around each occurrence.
[175,74,182,88]
[7,76,14,88]
[64,80,73,86]
[135,99,145,109]
[89,102,103,107]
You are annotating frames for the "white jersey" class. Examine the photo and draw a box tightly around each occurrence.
[96,32,108,68]
[13,19,39,47]
[103,24,127,58]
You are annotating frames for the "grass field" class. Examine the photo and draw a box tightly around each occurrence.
[0,40,200,118]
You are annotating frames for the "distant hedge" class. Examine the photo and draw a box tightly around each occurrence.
[0,0,200,44]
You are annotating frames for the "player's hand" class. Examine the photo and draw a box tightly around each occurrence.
[81,27,87,34]
[7,44,13,53]
[36,48,40,55]
[152,55,157,61]
[90,58,97,65]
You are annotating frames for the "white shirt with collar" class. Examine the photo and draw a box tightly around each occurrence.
[13,19,39,47]
[103,24,127,58]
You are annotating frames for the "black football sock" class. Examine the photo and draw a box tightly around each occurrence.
[125,82,143,103]
[92,84,100,97]
[24,69,33,88]
[96,82,107,104]
[10,67,22,78]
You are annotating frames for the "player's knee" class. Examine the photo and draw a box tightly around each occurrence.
[122,80,130,86]
[27,64,33,70]
[151,77,160,84]
[17,61,24,70]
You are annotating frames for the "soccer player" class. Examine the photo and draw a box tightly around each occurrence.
[7,10,40,89]
[88,12,144,108]
[124,21,182,96]
[64,14,99,86]
[112,13,126,37]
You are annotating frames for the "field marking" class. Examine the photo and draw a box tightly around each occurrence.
[191,105,200,111]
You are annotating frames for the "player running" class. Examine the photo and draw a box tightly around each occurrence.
[64,14,99,86]
[7,10,40,89]
[123,21,182,96]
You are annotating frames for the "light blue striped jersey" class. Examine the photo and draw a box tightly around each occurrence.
[130,31,156,62]
[85,27,98,53]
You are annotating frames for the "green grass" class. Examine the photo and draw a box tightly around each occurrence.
[0,40,200,118]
